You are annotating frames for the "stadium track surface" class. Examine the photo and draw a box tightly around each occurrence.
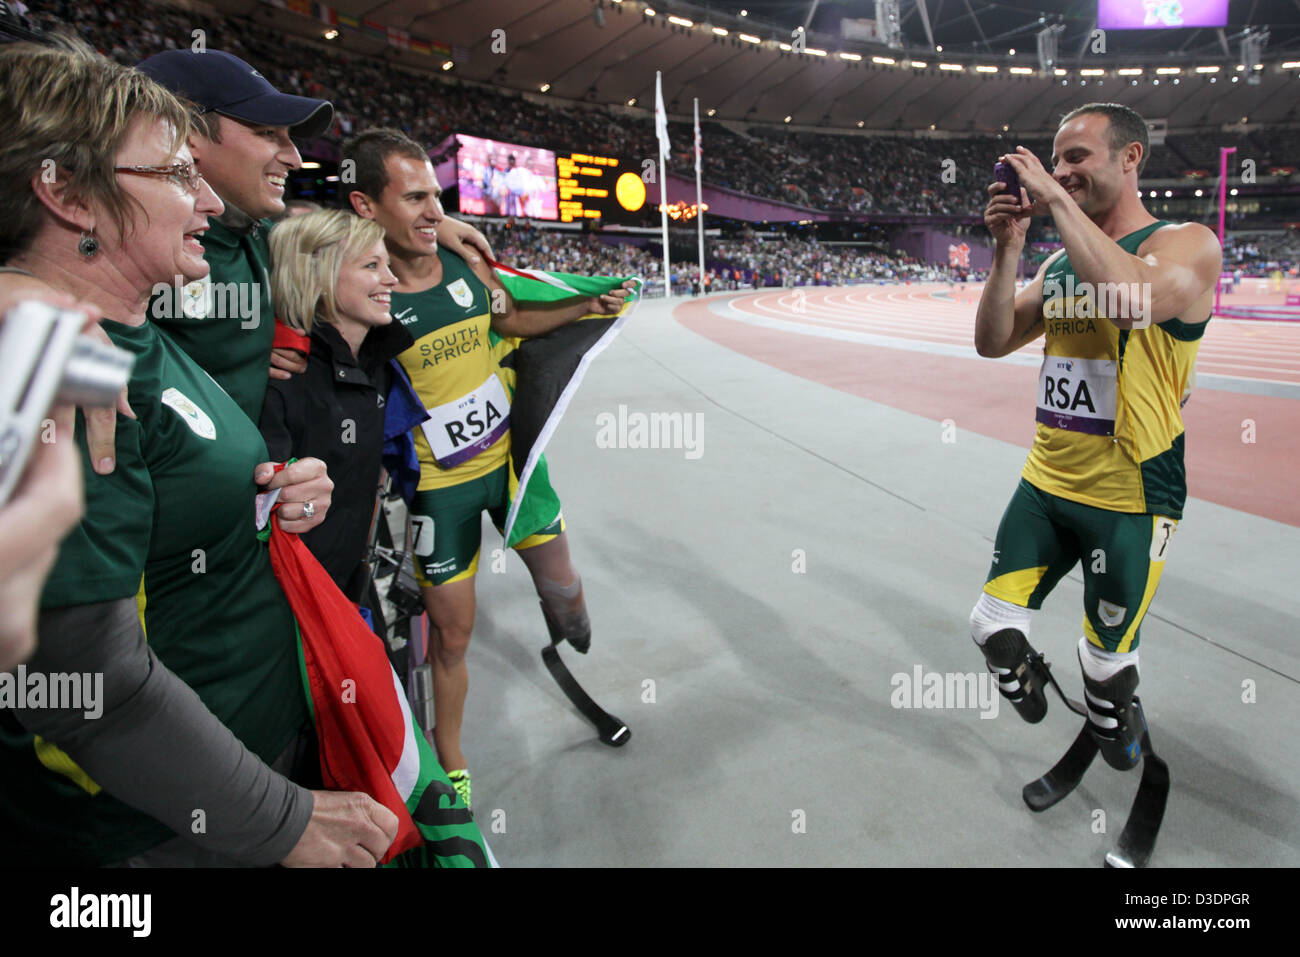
[681,283,1300,528]
[447,288,1298,867]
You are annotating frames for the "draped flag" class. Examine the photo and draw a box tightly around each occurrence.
[268,512,490,867]
[488,262,642,547]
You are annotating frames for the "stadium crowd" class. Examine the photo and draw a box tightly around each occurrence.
[474,221,962,290]
[1223,232,1300,274]
[28,0,1300,224]
[710,237,951,285]
[481,223,661,278]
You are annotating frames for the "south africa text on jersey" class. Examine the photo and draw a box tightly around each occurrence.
[419,327,484,367]
[1047,317,1099,337]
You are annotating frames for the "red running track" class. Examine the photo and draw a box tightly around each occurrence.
[675,283,1300,527]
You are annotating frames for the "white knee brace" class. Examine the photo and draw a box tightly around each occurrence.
[1077,636,1139,682]
[970,592,1032,646]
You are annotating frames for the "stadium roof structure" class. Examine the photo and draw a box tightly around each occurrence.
[706,0,1300,59]
[239,0,1300,133]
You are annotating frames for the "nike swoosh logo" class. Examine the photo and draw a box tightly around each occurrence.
[395,307,413,319]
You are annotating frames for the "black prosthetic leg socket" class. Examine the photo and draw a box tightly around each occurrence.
[1082,663,1143,771]
[540,600,591,655]
[979,629,1049,724]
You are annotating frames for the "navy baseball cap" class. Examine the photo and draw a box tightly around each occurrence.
[137,50,333,139]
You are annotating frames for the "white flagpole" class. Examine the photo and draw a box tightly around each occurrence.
[655,71,671,300]
[694,97,704,296]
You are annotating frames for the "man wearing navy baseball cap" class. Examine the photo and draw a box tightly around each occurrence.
[135,48,333,420]
[138,49,335,142]
[135,49,490,420]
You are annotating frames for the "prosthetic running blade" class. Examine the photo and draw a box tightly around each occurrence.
[1023,724,1099,812]
[1023,659,1170,868]
[540,603,630,747]
[1103,701,1169,869]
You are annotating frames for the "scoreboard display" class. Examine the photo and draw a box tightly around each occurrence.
[1097,0,1227,29]
[555,151,649,224]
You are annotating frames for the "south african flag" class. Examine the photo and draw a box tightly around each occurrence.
[488,262,642,547]
[269,514,492,867]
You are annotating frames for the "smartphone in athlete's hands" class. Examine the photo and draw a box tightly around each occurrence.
[993,160,1022,207]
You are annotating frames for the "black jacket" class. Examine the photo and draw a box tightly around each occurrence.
[260,319,413,601]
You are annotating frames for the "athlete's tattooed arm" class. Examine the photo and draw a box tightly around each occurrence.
[975,250,1054,357]
[1019,315,1045,344]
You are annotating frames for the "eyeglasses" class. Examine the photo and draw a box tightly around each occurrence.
[114,162,205,193]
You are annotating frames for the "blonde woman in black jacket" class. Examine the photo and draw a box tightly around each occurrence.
[261,209,412,600]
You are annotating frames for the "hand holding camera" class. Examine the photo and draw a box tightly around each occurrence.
[0,299,135,671]
[994,161,1024,208]
[986,154,1035,248]
[0,301,135,507]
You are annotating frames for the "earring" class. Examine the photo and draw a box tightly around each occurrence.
[78,230,99,258]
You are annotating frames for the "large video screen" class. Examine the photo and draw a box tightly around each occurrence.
[457,135,558,220]
[1097,0,1228,30]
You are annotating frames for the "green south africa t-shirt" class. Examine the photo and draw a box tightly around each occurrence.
[0,318,307,865]
[150,216,276,422]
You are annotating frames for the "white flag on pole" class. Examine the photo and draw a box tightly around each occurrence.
[655,71,670,162]
[693,106,702,174]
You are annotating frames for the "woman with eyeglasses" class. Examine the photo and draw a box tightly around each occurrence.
[0,39,397,867]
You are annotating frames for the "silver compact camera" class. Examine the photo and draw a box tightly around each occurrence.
[0,300,135,506]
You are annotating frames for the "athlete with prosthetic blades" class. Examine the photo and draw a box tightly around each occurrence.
[344,129,634,809]
[969,103,1221,866]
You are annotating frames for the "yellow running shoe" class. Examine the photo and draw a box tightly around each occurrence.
[447,769,471,809]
